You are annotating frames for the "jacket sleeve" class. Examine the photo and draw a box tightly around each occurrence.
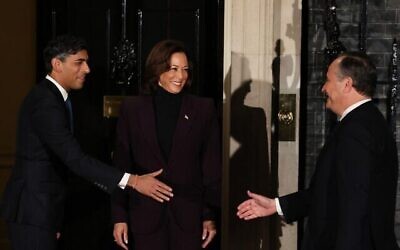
[110,101,132,223]
[200,100,221,220]
[279,189,311,223]
[31,92,123,194]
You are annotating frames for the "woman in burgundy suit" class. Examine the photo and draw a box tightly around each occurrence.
[111,40,221,250]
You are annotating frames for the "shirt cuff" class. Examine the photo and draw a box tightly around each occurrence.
[118,173,130,189]
[275,198,284,216]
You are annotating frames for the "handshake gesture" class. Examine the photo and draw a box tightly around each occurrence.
[237,190,277,220]
[127,169,173,202]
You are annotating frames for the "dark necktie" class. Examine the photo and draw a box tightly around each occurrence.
[65,96,74,133]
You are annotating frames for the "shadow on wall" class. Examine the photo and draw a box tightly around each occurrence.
[227,54,282,250]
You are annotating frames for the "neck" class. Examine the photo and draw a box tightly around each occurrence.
[157,86,183,96]
[338,95,370,116]
[345,95,369,109]
[49,73,69,91]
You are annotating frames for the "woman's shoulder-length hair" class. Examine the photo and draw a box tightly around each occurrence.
[142,39,192,94]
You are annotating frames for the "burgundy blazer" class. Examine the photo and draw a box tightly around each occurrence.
[111,94,221,234]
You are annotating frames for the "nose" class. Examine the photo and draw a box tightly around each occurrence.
[176,69,184,79]
[320,82,326,93]
[83,62,90,74]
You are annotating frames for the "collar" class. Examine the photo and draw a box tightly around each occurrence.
[339,98,371,121]
[156,85,184,98]
[46,75,68,101]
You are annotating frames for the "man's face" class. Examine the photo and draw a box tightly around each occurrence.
[321,58,347,116]
[55,50,90,91]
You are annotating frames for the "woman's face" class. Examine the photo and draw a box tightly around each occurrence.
[159,52,189,94]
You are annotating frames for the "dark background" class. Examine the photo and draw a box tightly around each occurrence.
[36,0,224,249]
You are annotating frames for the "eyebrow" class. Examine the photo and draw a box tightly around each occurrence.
[74,58,88,62]
[171,64,188,68]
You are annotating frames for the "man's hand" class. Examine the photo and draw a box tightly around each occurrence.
[113,222,129,250]
[237,190,277,220]
[201,220,216,248]
[127,169,173,202]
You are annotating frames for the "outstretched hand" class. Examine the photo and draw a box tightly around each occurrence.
[128,169,174,202]
[237,190,277,220]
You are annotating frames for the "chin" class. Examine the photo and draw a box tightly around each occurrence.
[325,101,331,108]
[72,84,84,90]
[170,88,183,94]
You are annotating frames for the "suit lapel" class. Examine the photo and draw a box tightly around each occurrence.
[42,79,70,126]
[168,95,196,166]
[138,97,166,165]
[43,79,66,105]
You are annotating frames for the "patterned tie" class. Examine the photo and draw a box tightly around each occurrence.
[65,96,74,133]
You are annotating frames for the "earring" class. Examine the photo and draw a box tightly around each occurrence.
[158,81,162,86]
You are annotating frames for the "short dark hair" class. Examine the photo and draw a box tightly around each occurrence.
[336,51,377,97]
[43,35,88,73]
[142,40,192,94]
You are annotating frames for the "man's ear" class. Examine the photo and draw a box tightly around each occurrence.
[343,77,353,93]
[51,57,62,73]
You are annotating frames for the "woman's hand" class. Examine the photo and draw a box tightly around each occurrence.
[128,169,174,202]
[201,220,217,248]
[113,222,129,250]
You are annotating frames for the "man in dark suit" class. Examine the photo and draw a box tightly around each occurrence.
[0,35,173,250]
[237,52,399,250]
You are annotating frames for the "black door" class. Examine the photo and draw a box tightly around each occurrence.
[37,1,223,249]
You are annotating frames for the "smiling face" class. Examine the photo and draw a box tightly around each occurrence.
[51,50,90,91]
[158,52,189,94]
[321,58,349,116]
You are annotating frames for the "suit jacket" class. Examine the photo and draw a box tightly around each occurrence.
[111,94,221,234]
[280,102,399,250]
[0,79,124,231]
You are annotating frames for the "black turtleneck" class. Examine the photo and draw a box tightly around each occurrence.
[154,87,183,162]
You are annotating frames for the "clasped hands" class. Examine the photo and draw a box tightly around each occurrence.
[127,169,173,202]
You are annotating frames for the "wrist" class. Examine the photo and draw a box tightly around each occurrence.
[132,175,138,189]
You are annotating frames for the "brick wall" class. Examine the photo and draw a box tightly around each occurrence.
[306,0,400,243]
